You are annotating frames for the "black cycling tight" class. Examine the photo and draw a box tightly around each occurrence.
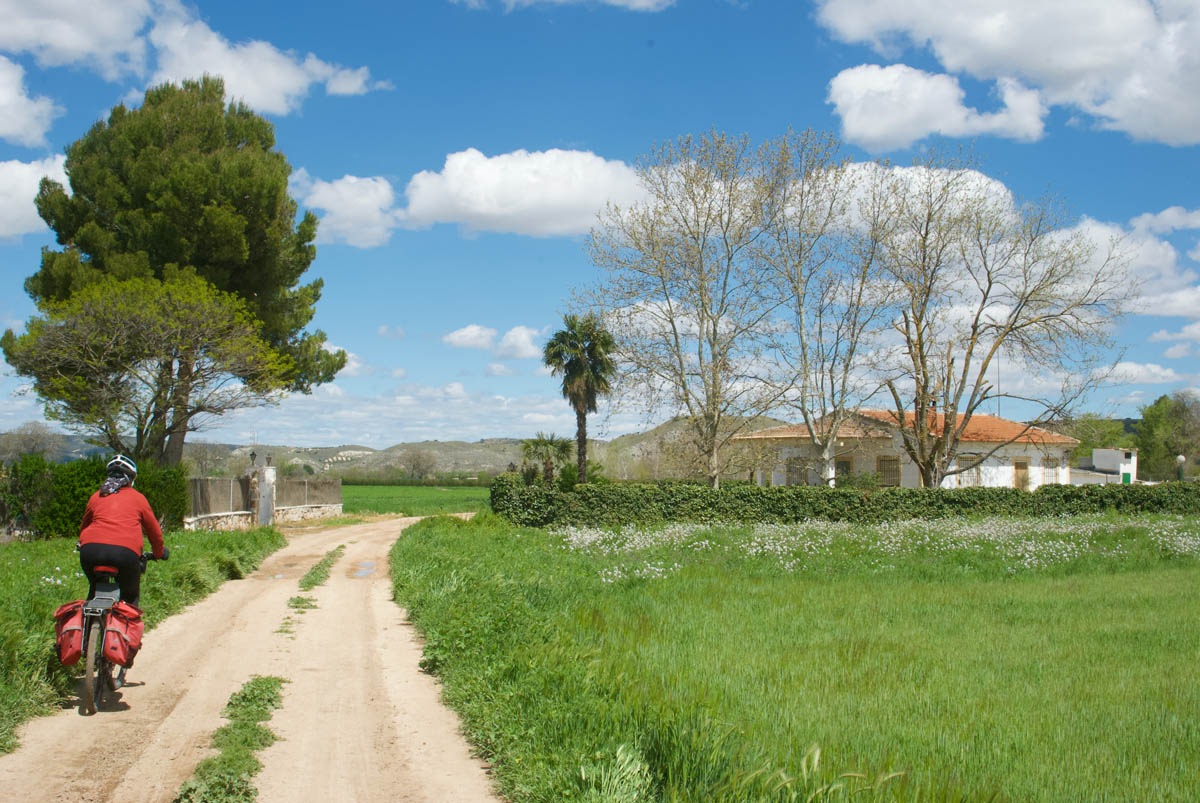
[79,543,142,608]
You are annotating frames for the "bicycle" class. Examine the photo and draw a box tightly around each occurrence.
[79,550,166,715]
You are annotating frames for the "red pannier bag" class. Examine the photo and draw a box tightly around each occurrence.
[102,600,144,668]
[53,600,85,666]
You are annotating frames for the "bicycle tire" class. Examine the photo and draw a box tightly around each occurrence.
[81,620,102,715]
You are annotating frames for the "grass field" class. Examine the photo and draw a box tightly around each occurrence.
[391,512,1200,802]
[0,527,285,752]
[341,484,489,517]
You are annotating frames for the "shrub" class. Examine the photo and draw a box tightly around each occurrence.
[0,456,188,538]
[490,472,1200,527]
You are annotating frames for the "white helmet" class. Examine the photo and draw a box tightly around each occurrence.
[106,454,138,484]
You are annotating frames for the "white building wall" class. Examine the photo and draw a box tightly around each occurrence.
[1092,448,1137,482]
[754,437,1075,489]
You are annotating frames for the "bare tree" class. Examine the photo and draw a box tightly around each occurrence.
[0,421,65,463]
[402,448,437,480]
[876,153,1128,487]
[586,130,787,488]
[760,130,899,485]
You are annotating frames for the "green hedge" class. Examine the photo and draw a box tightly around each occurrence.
[1,454,188,538]
[489,472,1200,527]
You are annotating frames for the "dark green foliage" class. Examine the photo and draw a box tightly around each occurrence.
[1136,392,1200,480]
[0,453,54,531]
[490,471,1200,528]
[4,75,344,467]
[543,313,616,484]
[0,455,187,538]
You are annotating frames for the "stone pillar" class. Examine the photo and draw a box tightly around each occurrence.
[256,465,277,526]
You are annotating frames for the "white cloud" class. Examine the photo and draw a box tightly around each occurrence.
[815,0,1200,146]
[390,367,407,379]
[1164,343,1192,359]
[377,325,406,339]
[485,362,518,376]
[1110,361,1181,384]
[443,324,497,350]
[1069,215,1197,311]
[1150,322,1200,343]
[0,154,67,239]
[495,325,543,359]
[148,2,387,116]
[828,65,1044,151]
[1130,206,1200,235]
[323,342,368,377]
[399,147,644,236]
[0,56,63,147]
[292,169,400,248]
[0,0,151,79]
[1137,286,1200,319]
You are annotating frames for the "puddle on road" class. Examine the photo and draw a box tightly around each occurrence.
[353,560,376,578]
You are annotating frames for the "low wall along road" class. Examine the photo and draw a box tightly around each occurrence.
[185,469,342,530]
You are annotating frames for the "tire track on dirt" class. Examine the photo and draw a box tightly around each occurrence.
[0,517,499,803]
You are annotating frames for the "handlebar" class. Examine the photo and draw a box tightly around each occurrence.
[139,548,169,574]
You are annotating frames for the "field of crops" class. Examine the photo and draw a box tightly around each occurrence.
[391,512,1200,802]
[341,484,489,517]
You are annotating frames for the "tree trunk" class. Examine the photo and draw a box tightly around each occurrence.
[816,444,835,489]
[576,407,588,484]
[543,458,553,485]
[160,359,193,466]
[708,444,721,489]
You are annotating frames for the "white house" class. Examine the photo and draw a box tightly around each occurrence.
[734,410,1079,489]
[1073,447,1138,485]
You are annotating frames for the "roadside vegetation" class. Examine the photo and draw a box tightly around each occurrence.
[0,527,285,752]
[174,675,287,803]
[342,484,489,517]
[391,512,1200,802]
[298,545,345,591]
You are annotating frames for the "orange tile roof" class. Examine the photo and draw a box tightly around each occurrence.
[734,410,1079,445]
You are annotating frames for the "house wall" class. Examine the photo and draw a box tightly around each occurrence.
[1092,448,1137,482]
[753,436,1074,489]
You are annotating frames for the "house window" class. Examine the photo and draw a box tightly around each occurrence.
[877,456,900,487]
[835,458,853,478]
[958,456,982,487]
[1124,451,1132,460]
[785,457,807,486]
[1043,458,1059,484]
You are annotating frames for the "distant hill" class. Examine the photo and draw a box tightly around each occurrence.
[2,416,790,480]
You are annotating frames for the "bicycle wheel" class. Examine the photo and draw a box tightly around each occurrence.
[81,621,102,715]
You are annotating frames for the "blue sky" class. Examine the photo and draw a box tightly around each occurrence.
[1,0,1198,448]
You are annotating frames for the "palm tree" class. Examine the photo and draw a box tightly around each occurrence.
[520,432,573,484]
[543,313,616,484]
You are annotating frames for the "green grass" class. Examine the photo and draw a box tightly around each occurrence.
[174,675,287,803]
[0,527,286,752]
[342,484,489,516]
[390,512,1200,802]
[298,544,344,591]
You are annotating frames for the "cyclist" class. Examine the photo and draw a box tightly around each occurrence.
[78,455,166,687]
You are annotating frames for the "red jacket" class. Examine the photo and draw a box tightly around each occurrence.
[79,487,164,558]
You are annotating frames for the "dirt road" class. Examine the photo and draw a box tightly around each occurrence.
[0,517,501,803]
